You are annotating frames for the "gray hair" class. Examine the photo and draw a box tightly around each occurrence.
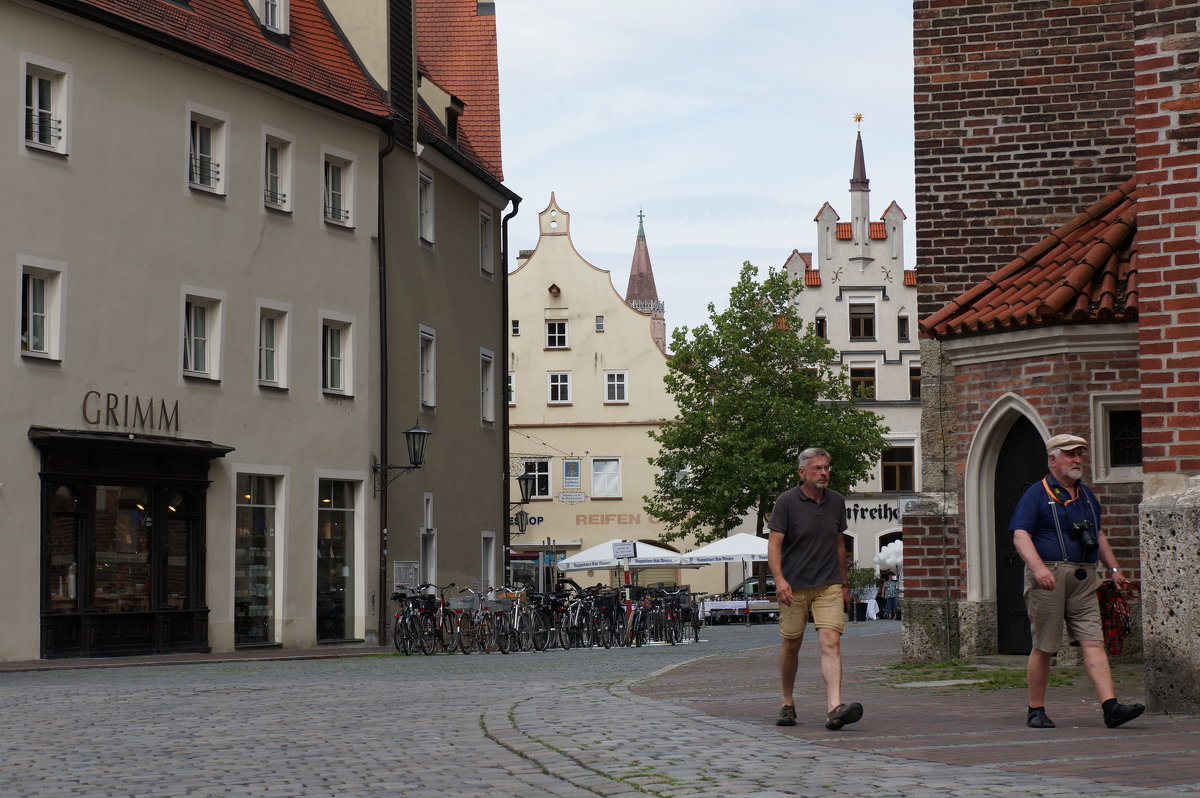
[798,447,831,468]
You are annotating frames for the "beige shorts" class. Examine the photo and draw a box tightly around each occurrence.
[1024,561,1104,653]
[779,583,845,639]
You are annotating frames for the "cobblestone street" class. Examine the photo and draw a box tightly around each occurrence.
[3,623,1198,797]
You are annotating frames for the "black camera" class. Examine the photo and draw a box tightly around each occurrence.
[1070,519,1098,553]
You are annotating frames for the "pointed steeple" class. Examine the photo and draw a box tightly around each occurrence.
[625,209,667,353]
[850,131,870,192]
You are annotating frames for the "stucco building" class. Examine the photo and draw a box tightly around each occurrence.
[784,131,919,571]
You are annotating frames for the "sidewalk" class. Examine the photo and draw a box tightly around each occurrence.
[635,622,1200,794]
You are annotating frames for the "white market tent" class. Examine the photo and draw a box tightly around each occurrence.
[678,532,768,565]
[556,538,689,572]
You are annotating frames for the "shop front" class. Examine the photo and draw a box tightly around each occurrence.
[31,427,233,658]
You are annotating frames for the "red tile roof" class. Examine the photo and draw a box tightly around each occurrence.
[415,1,504,181]
[805,269,822,286]
[869,221,887,239]
[62,0,391,119]
[836,223,853,240]
[904,269,917,287]
[921,178,1138,338]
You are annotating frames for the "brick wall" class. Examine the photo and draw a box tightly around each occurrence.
[913,0,1137,319]
[1134,0,1200,475]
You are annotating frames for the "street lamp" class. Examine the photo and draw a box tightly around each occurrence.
[372,424,431,493]
[509,470,537,535]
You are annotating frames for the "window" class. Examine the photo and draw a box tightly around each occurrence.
[897,314,910,342]
[595,315,605,333]
[909,365,921,400]
[507,371,515,405]
[523,461,551,499]
[257,305,289,388]
[511,319,520,336]
[419,326,436,408]
[480,531,497,592]
[187,106,228,193]
[548,371,571,404]
[263,132,293,210]
[418,170,434,244]
[881,447,915,492]
[604,371,628,403]
[850,367,875,400]
[261,0,287,31]
[814,315,828,340]
[546,320,568,349]
[182,288,224,378]
[19,258,65,360]
[323,152,353,225]
[479,208,494,276]
[317,479,356,641]
[235,474,277,645]
[321,315,353,395]
[849,304,876,340]
[480,348,495,423]
[23,57,69,153]
[1090,394,1143,483]
[591,458,621,498]
[1108,410,1142,468]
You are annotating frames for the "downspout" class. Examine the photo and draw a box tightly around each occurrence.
[500,196,522,581]
[376,118,400,646]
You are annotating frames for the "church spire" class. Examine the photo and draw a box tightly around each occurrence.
[625,209,667,353]
[850,130,870,192]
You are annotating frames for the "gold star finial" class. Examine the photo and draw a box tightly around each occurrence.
[853,112,864,129]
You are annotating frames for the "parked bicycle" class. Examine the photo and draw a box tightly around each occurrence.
[415,582,458,655]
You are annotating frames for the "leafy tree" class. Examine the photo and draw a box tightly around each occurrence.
[645,262,888,545]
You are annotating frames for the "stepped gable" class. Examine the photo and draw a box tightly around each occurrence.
[921,178,1138,338]
[415,0,503,180]
[65,0,391,118]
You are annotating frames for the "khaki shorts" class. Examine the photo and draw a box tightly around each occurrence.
[1024,561,1104,653]
[779,583,845,639]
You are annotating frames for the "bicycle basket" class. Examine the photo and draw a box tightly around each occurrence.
[484,598,513,613]
[447,597,474,611]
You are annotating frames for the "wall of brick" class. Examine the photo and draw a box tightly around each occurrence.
[1134,0,1200,476]
[913,0,1137,320]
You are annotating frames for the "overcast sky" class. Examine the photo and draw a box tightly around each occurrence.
[495,1,915,340]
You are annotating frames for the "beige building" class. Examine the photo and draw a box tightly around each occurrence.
[507,197,721,595]
[784,131,919,569]
[2,0,515,660]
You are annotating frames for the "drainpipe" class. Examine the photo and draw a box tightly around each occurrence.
[500,197,521,582]
[376,118,400,647]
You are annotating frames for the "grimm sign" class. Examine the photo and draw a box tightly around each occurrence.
[82,391,180,432]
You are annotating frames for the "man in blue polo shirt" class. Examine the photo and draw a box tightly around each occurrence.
[1010,433,1144,729]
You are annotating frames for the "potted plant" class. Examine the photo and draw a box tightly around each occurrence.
[847,565,878,622]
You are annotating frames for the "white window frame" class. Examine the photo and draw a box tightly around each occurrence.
[480,347,495,424]
[17,255,66,361]
[848,299,878,341]
[181,286,225,380]
[1090,392,1144,484]
[591,457,622,498]
[604,370,628,404]
[418,169,435,245]
[260,0,288,32]
[321,147,355,226]
[319,311,354,397]
[880,442,917,493]
[314,471,367,639]
[595,315,605,333]
[547,371,571,404]
[480,531,497,591]
[231,465,288,645]
[545,320,568,349]
[186,104,229,195]
[479,206,494,277]
[22,53,70,155]
[511,320,520,336]
[419,325,436,409]
[256,300,290,389]
[263,127,293,212]
[849,361,877,401]
[523,460,552,499]
[507,371,516,406]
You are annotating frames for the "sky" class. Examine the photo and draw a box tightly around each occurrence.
[494,1,916,340]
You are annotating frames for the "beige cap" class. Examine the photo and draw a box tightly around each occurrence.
[1046,434,1088,453]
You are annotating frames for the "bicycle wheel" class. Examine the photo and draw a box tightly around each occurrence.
[439,612,457,650]
[494,613,512,654]
[515,611,534,652]
[613,607,628,647]
[576,610,593,648]
[417,614,437,655]
[665,613,680,645]
[456,612,475,654]
[556,613,572,650]
[596,614,613,649]
[477,612,494,653]
[393,616,407,654]
[531,609,552,651]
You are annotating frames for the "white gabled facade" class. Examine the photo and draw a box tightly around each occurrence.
[785,132,920,568]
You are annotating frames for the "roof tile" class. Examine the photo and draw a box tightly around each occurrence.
[921,178,1138,338]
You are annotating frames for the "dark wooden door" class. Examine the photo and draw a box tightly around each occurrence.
[994,416,1045,654]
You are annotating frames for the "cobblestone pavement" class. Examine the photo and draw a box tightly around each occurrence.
[3,623,1198,797]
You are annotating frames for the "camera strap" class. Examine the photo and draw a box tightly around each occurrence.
[1041,477,1071,561]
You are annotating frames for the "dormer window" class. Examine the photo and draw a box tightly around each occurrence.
[446,108,460,144]
[261,0,287,33]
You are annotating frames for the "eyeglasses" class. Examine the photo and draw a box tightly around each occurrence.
[804,464,832,472]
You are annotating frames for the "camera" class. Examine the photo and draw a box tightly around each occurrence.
[1070,519,1098,553]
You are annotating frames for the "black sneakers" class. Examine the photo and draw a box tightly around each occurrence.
[825,702,864,731]
[1027,706,1055,728]
[1104,701,1145,728]
[775,704,797,726]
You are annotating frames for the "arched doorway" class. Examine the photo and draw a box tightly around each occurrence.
[993,416,1045,654]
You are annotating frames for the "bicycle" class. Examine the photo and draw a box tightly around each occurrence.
[416,582,458,654]
[390,588,426,655]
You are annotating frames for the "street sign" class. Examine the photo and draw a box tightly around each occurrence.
[558,491,585,503]
[612,541,637,559]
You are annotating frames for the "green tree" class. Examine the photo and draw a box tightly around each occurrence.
[645,262,888,545]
